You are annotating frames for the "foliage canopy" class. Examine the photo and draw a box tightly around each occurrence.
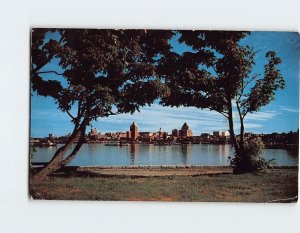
[160,30,284,173]
[31,29,173,181]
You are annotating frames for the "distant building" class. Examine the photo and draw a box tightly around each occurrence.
[179,122,193,137]
[172,129,180,137]
[91,128,98,135]
[130,122,139,140]
[126,131,131,139]
[117,132,127,140]
[88,128,100,140]
[213,131,230,137]
[201,133,211,140]
[153,128,168,140]
[139,132,154,139]
[222,131,230,137]
[158,128,164,138]
[213,131,222,137]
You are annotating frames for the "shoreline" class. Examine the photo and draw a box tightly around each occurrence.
[31,165,299,178]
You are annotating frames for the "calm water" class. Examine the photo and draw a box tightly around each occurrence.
[31,144,299,166]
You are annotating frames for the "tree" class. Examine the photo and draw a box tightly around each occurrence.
[160,30,285,173]
[31,29,173,182]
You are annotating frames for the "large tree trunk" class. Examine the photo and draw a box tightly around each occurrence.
[31,124,86,183]
[60,125,86,167]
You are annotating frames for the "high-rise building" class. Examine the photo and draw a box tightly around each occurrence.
[130,121,139,140]
[179,122,193,137]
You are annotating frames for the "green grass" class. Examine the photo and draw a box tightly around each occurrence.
[30,169,298,202]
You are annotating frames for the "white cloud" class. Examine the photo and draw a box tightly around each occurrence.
[96,104,229,135]
[245,110,280,121]
[279,106,299,113]
[94,103,284,135]
[243,123,263,129]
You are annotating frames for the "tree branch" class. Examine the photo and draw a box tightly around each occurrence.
[242,110,249,120]
[37,71,64,76]
[219,111,229,119]
[65,109,75,120]
[237,74,260,104]
[58,34,65,44]
[237,77,245,103]
[109,110,118,115]
[244,73,260,88]
[211,63,220,79]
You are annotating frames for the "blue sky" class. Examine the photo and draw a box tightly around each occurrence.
[30,31,299,137]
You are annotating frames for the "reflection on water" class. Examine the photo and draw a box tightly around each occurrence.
[218,145,222,163]
[180,145,187,165]
[31,144,299,167]
[129,144,138,165]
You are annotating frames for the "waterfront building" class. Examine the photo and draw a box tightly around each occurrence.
[221,131,230,137]
[130,121,139,140]
[91,128,98,135]
[126,131,131,139]
[213,131,222,137]
[117,132,127,140]
[153,128,168,140]
[172,129,180,137]
[158,128,164,138]
[200,133,211,139]
[179,122,193,137]
[89,128,97,139]
[139,132,154,139]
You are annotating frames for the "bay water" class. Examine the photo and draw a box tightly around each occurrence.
[31,143,298,166]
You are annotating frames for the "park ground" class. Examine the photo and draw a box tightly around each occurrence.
[29,166,298,202]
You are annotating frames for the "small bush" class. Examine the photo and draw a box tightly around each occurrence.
[229,137,275,174]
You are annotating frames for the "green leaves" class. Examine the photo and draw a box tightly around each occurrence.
[117,80,169,114]
[162,31,285,122]
[31,75,63,99]
[242,51,284,114]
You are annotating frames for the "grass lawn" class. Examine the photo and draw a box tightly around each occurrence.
[29,168,298,202]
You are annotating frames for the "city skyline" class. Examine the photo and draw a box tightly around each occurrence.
[31,31,299,137]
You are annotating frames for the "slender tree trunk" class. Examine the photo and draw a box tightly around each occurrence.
[239,118,245,150]
[236,102,245,148]
[31,124,86,183]
[227,102,239,152]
